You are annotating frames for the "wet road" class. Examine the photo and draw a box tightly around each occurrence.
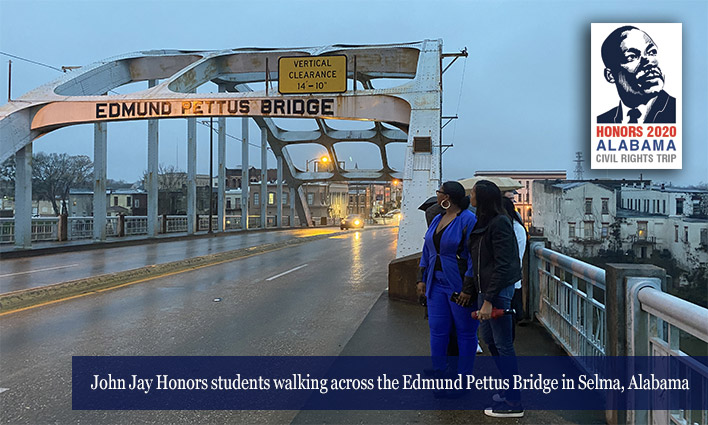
[0,227,397,424]
[0,228,342,294]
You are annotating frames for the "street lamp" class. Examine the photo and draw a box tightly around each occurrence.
[306,155,330,172]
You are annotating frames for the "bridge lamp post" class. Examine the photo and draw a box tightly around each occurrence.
[306,155,330,172]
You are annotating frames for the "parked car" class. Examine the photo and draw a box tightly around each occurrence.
[340,214,364,230]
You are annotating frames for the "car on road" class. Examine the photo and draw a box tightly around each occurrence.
[383,209,400,218]
[340,214,365,230]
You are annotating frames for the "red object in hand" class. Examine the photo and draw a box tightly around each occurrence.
[471,308,515,320]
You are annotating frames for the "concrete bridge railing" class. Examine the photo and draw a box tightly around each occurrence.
[0,215,297,243]
[528,239,708,425]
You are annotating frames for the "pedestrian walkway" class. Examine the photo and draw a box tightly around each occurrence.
[292,293,607,424]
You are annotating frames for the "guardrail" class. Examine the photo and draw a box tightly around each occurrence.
[528,241,607,366]
[627,278,708,425]
[1,214,297,244]
[529,239,708,425]
[0,217,60,243]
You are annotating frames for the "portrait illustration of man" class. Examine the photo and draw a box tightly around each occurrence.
[597,25,676,124]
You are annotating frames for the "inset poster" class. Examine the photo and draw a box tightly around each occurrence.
[591,23,682,169]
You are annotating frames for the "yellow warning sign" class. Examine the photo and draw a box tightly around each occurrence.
[278,55,347,94]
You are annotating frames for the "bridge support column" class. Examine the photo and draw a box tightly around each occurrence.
[187,115,197,234]
[260,129,267,228]
[289,187,295,227]
[217,86,226,232]
[395,40,441,258]
[14,144,32,249]
[147,79,159,238]
[241,117,249,230]
[93,122,107,241]
[604,263,666,425]
[277,155,283,228]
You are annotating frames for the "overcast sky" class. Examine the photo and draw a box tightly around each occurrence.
[1,0,706,186]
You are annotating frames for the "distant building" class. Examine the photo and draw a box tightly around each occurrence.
[69,189,148,217]
[532,181,616,257]
[533,179,708,273]
[475,170,567,228]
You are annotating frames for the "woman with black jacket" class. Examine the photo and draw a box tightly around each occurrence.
[460,180,523,418]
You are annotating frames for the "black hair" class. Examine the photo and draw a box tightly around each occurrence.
[473,180,506,225]
[441,181,470,210]
[601,25,639,69]
[502,196,524,227]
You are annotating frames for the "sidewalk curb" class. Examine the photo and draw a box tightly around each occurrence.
[0,229,363,315]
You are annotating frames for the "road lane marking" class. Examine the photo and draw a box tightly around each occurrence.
[1,227,391,315]
[0,388,8,394]
[266,264,309,281]
[0,264,79,278]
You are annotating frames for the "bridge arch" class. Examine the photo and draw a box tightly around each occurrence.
[0,40,442,257]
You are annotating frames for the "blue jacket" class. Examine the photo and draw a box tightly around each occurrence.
[419,209,477,298]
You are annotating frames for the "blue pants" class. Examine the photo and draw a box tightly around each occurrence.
[427,271,479,375]
[479,284,520,401]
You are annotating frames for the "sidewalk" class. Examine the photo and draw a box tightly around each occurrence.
[292,293,607,425]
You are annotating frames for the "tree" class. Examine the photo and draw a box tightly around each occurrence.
[141,164,187,191]
[0,153,93,216]
[34,153,93,215]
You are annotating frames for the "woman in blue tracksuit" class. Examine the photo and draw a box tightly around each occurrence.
[416,181,479,379]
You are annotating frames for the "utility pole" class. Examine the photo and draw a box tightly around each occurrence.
[208,116,214,233]
[7,60,11,102]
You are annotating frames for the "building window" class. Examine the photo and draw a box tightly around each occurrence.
[675,225,679,242]
[127,196,131,207]
[601,223,609,238]
[637,221,647,240]
[134,199,139,208]
[307,193,314,205]
[676,199,684,215]
[644,199,649,212]
[585,198,593,215]
[268,192,275,205]
[584,221,594,239]
[569,223,576,238]
[663,200,666,214]
[684,226,689,242]
[253,192,259,206]
[601,198,609,214]
[114,196,118,206]
[283,192,288,205]
[227,198,232,209]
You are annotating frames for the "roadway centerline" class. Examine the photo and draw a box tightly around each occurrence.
[265,264,309,281]
[0,264,79,278]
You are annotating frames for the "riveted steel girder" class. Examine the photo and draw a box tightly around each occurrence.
[0,41,443,256]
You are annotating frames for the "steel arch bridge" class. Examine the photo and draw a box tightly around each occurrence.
[0,40,443,258]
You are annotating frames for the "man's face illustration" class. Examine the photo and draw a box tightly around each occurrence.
[607,28,665,97]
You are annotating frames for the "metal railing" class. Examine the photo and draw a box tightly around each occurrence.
[529,240,707,424]
[0,217,60,243]
[1,214,298,244]
[125,216,148,236]
[627,278,708,425]
[529,242,607,367]
[164,215,187,233]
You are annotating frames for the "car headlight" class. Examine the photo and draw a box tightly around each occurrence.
[354,220,360,225]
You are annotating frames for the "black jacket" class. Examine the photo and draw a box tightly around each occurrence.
[462,214,521,302]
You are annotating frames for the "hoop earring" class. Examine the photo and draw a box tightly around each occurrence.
[441,199,451,210]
